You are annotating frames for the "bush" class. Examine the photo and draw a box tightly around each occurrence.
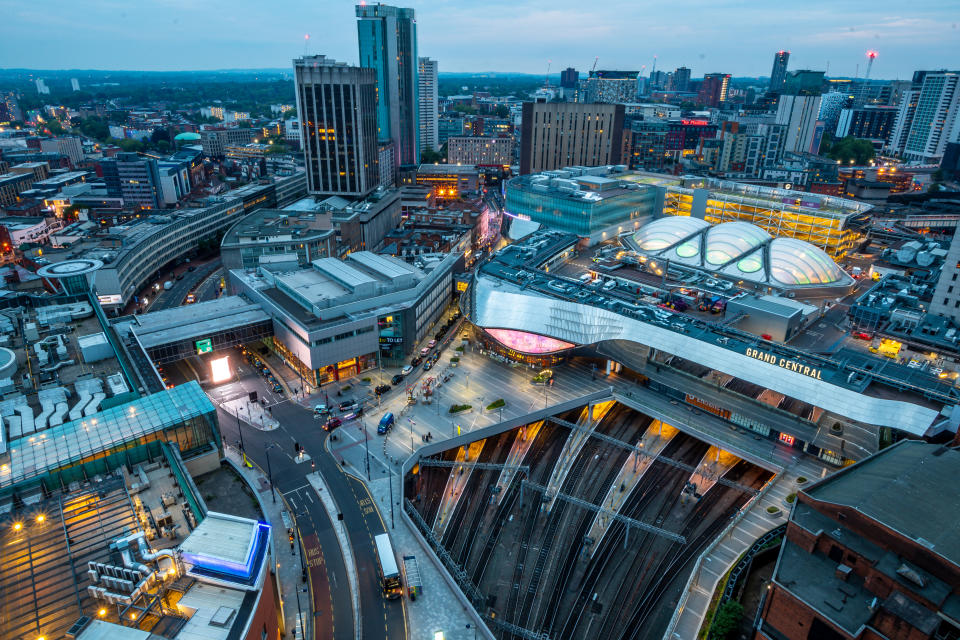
[450,357,460,363]
[486,399,505,411]
[341,385,351,392]
[796,476,808,484]
[711,600,744,640]
[361,377,372,383]
[449,404,472,414]
[766,506,781,514]
[455,345,465,352]
[786,493,796,503]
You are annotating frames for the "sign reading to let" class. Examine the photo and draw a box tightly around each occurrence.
[744,347,822,380]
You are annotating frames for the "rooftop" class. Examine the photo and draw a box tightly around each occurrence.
[128,296,271,349]
[803,440,960,569]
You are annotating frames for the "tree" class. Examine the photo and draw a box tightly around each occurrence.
[711,600,744,640]
[421,146,444,164]
[825,136,874,165]
[494,104,510,118]
[45,119,66,135]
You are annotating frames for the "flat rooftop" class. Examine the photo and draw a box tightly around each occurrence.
[130,296,271,349]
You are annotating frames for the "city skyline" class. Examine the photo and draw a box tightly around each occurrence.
[0,1,957,78]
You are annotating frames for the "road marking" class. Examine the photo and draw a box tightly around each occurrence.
[283,484,311,495]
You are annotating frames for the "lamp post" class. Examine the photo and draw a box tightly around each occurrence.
[236,408,245,454]
[388,467,395,530]
[265,443,277,503]
[363,416,371,480]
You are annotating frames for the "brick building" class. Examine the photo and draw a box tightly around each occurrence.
[755,440,960,640]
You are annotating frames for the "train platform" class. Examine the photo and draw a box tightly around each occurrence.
[433,441,485,537]
[494,420,543,505]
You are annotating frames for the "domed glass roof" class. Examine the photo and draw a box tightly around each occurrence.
[633,217,709,252]
[769,238,846,285]
[704,222,770,265]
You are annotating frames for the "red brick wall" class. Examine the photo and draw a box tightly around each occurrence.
[759,584,856,639]
[244,571,281,640]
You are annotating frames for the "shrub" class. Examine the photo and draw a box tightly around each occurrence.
[710,600,744,640]
[766,506,781,514]
[449,404,472,414]
[796,476,808,484]
[450,357,460,363]
[341,385,351,392]
[786,493,796,503]
[455,345,465,352]
[486,399,505,411]
[361,377,372,383]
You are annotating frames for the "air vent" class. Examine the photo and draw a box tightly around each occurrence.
[209,606,237,628]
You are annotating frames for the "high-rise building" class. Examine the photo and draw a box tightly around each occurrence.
[776,71,825,155]
[100,152,162,210]
[418,57,439,155]
[356,3,420,167]
[886,70,960,163]
[818,91,853,135]
[35,79,49,95]
[671,67,691,92]
[39,137,84,167]
[698,73,731,107]
[930,229,960,323]
[560,68,579,89]
[294,55,380,198]
[579,70,640,104]
[519,102,625,174]
[70,78,80,92]
[835,105,898,143]
[769,50,790,92]
[446,136,514,166]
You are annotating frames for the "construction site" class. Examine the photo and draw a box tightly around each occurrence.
[405,400,774,640]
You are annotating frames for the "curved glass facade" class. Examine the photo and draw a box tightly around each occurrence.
[769,238,846,285]
[485,328,575,354]
[633,217,709,251]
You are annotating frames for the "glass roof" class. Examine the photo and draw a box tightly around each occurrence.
[769,238,846,285]
[0,382,215,489]
[633,216,709,251]
[704,222,770,265]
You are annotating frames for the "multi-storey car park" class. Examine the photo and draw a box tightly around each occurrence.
[504,166,872,256]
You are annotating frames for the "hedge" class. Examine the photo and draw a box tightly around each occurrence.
[486,399,505,411]
[449,404,472,414]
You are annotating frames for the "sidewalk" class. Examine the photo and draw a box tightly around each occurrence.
[224,445,311,640]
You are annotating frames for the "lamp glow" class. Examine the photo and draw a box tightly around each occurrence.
[210,356,232,384]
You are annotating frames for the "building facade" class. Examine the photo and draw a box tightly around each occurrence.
[418,57,439,154]
[519,102,625,174]
[446,135,514,166]
[579,70,639,104]
[39,137,84,167]
[769,50,790,92]
[834,105,898,143]
[294,55,380,198]
[357,3,420,167]
[100,152,162,210]
[698,73,731,107]
[887,70,960,163]
[199,128,258,158]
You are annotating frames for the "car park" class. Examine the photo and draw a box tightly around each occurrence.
[401,365,413,376]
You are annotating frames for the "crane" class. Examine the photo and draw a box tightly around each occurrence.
[544,59,551,87]
[590,56,599,76]
[865,50,878,80]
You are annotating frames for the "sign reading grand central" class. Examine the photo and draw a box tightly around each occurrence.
[744,347,823,380]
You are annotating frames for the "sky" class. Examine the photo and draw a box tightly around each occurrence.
[1,0,958,79]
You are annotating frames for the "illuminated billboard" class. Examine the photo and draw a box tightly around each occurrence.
[195,338,213,354]
[485,329,575,354]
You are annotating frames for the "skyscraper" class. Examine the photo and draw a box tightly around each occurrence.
[560,68,579,89]
[294,55,380,198]
[672,67,692,92]
[776,71,825,155]
[418,57,439,154]
[769,50,790,92]
[698,73,731,107]
[886,70,960,163]
[356,3,420,168]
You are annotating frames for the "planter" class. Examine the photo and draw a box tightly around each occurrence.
[449,404,472,414]
[766,506,782,518]
[486,399,505,411]
[795,476,808,485]
[783,493,797,508]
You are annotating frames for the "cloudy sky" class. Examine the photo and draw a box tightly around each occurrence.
[2,0,957,78]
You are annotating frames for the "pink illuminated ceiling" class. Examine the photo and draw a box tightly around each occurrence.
[485,329,575,354]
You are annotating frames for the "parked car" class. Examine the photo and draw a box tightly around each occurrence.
[314,404,330,415]
[185,293,196,304]
[424,361,433,372]
[391,374,404,385]
[375,384,391,395]
[411,356,423,366]
[427,339,437,349]
[324,417,342,432]
[377,412,395,434]
[272,383,283,394]
[420,347,430,357]
[401,365,413,376]
[339,400,358,412]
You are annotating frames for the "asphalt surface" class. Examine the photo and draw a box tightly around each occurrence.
[149,258,222,310]
[177,350,407,640]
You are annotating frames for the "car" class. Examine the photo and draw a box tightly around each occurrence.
[314,404,330,415]
[185,293,196,304]
[427,339,437,348]
[401,365,413,376]
[377,412,395,434]
[411,356,423,366]
[272,384,283,394]
[430,352,440,363]
[391,374,404,385]
[375,384,391,395]
[424,361,433,371]
[175,274,185,281]
[323,417,342,432]
[339,400,358,412]
[420,347,430,356]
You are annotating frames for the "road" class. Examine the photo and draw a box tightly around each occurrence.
[150,258,222,310]
[184,351,407,640]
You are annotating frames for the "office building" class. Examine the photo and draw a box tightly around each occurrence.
[446,135,514,166]
[834,105,898,144]
[199,127,257,157]
[228,248,462,377]
[418,57,439,154]
[100,152,162,210]
[0,171,41,207]
[39,136,84,166]
[221,207,338,270]
[579,70,639,104]
[560,67,579,89]
[402,163,480,199]
[356,3,420,167]
[818,91,852,135]
[0,91,22,123]
[519,102,625,174]
[293,55,380,198]
[769,50,790,92]
[886,70,960,163]
[755,441,960,640]
[671,66,692,92]
[698,73,730,107]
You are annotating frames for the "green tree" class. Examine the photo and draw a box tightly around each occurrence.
[452,104,477,115]
[494,104,510,118]
[116,138,145,153]
[421,146,444,163]
[711,600,744,640]
[825,136,874,165]
[45,119,66,135]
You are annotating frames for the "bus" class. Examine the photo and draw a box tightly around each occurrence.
[374,533,402,599]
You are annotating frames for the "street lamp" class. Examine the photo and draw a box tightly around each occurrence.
[362,415,371,480]
[264,443,278,503]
